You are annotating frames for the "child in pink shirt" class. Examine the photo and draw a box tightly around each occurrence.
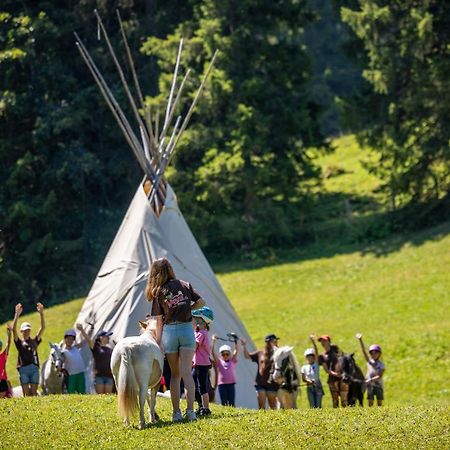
[192,307,214,416]
[0,324,13,398]
[211,334,240,406]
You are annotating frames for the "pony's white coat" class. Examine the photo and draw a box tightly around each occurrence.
[110,321,164,429]
[40,343,64,395]
[272,346,301,409]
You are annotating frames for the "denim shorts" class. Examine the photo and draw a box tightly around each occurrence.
[255,384,278,393]
[18,364,39,385]
[95,376,114,386]
[162,322,196,354]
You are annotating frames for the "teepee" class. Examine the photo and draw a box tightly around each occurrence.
[74,11,257,408]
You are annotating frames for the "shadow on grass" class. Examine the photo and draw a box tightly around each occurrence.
[211,216,450,275]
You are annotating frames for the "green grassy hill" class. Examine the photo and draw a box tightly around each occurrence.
[1,136,449,447]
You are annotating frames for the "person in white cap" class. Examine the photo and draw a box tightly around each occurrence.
[61,328,86,394]
[211,334,240,407]
[300,335,324,408]
[12,302,45,396]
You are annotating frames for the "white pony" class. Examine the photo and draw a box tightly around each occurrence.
[40,343,64,395]
[272,346,301,409]
[110,319,164,429]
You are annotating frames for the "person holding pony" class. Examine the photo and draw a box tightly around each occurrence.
[146,258,205,422]
[211,334,240,407]
[192,306,214,416]
[356,333,385,406]
[76,324,114,394]
[242,334,279,409]
[0,324,13,398]
[316,334,348,407]
[301,334,324,408]
[12,302,45,396]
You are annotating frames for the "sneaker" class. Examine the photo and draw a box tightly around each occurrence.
[184,409,197,421]
[199,408,211,417]
[172,410,183,422]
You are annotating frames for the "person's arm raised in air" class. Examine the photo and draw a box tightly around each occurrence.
[36,302,45,340]
[240,338,251,359]
[76,323,94,350]
[211,335,218,362]
[12,303,22,342]
[5,324,12,355]
[356,333,370,363]
[232,339,240,362]
[310,334,319,363]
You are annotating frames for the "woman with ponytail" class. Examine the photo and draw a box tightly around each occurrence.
[146,258,205,422]
[241,334,280,409]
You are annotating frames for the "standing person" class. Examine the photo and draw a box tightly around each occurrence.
[316,334,348,407]
[12,302,45,396]
[61,329,86,394]
[300,334,324,408]
[191,307,214,416]
[146,258,205,422]
[76,324,114,394]
[211,334,239,407]
[0,324,13,398]
[356,333,385,406]
[242,334,279,409]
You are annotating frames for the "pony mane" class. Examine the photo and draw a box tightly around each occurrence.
[273,346,301,376]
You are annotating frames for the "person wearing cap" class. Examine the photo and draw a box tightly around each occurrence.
[315,334,348,407]
[242,334,280,409]
[191,307,214,416]
[76,323,114,394]
[146,258,206,422]
[356,333,385,406]
[211,334,240,407]
[0,324,13,398]
[61,328,86,394]
[300,335,324,408]
[12,302,45,396]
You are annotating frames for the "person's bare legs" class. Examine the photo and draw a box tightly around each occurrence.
[104,383,113,394]
[257,390,267,409]
[267,391,278,409]
[21,384,31,396]
[95,384,105,394]
[179,349,196,411]
[29,383,39,396]
[166,352,181,412]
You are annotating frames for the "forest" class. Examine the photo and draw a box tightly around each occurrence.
[0,0,448,319]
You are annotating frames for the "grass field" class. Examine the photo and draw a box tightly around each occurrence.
[0,396,448,449]
[1,136,449,447]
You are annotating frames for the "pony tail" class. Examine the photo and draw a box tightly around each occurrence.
[117,348,139,421]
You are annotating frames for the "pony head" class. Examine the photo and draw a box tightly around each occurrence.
[48,342,63,372]
[139,318,158,340]
[272,346,294,384]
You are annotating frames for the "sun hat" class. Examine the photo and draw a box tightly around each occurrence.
[20,322,32,332]
[97,330,113,338]
[318,335,331,342]
[219,344,232,354]
[192,306,214,324]
[369,344,382,353]
[304,348,315,357]
[265,334,280,342]
[64,329,76,338]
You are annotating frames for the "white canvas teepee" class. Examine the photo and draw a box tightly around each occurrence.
[74,11,257,408]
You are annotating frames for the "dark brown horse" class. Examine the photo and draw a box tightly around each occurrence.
[340,353,365,406]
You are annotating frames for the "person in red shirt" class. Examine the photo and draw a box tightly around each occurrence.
[0,324,13,398]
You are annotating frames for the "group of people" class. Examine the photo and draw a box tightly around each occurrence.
[0,302,116,397]
[0,257,385,421]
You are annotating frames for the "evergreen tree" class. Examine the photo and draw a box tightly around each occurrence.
[341,0,450,212]
[142,0,325,253]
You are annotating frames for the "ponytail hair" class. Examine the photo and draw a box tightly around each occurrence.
[260,340,274,375]
[145,258,176,301]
